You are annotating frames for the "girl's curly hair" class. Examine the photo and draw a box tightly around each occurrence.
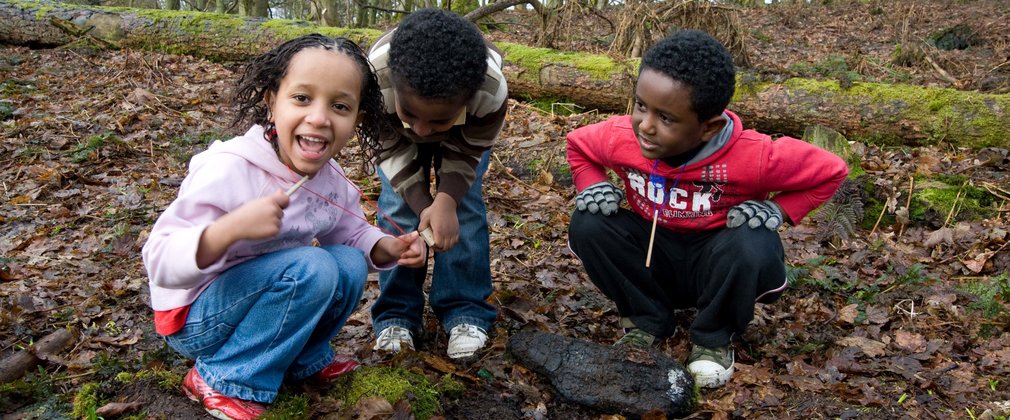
[230,34,391,174]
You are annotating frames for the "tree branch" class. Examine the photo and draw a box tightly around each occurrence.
[465,0,542,23]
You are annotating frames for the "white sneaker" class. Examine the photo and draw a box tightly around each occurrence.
[687,344,734,388]
[374,326,414,352]
[446,324,487,359]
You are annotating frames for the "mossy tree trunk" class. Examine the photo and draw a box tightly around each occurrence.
[2,2,1008,149]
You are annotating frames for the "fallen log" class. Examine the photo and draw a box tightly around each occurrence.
[0,328,75,383]
[1,1,1008,149]
[506,329,694,417]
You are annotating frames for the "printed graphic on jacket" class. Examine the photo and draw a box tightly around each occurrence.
[623,164,727,222]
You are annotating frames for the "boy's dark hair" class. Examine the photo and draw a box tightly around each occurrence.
[232,34,389,173]
[641,30,736,121]
[389,8,488,101]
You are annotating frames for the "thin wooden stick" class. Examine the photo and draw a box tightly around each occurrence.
[944,181,968,227]
[420,227,435,247]
[645,209,658,267]
[898,175,915,237]
[285,175,309,196]
[870,200,888,235]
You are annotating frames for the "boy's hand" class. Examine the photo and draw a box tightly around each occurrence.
[576,182,624,216]
[371,232,426,268]
[418,193,459,252]
[726,200,783,231]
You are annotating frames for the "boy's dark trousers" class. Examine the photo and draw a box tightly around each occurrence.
[568,209,787,348]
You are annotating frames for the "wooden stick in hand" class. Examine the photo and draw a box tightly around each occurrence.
[285,175,309,196]
[420,227,435,247]
[645,209,658,267]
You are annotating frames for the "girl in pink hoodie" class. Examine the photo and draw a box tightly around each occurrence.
[142,35,425,420]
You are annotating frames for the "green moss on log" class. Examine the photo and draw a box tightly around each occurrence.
[783,78,1009,148]
[497,42,637,81]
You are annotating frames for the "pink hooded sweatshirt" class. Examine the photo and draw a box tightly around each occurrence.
[142,125,392,335]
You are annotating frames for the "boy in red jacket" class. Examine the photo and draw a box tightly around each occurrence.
[566,30,848,388]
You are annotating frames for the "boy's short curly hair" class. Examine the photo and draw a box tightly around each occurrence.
[641,30,736,121]
[389,8,488,101]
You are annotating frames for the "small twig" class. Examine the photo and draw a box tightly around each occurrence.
[870,200,888,234]
[921,48,958,85]
[893,299,919,320]
[550,102,582,118]
[952,275,993,281]
[944,180,968,227]
[980,59,1010,83]
[59,370,97,382]
[991,240,1009,257]
[898,176,915,237]
[981,181,1010,201]
[491,152,528,185]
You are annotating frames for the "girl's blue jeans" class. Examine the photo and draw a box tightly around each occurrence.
[371,150,496,337]
[164,245,367,403]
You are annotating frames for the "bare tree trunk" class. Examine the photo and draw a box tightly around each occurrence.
[355,0,370,26]
[238,0,252,15]
[252,0,269,17]
[323,0,343,26]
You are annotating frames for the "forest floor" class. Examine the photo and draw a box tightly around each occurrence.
[2,1,1010,419]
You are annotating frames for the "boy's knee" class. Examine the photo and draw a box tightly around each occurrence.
[568,210,608,245]
[724,227,782,258]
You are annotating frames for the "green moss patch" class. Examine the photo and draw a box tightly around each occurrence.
[913,178,995,222]
[331,366,440,420]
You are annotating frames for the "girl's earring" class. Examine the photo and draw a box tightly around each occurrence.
[264,122,278,143]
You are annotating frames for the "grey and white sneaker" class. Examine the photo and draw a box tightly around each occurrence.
[374,326,414,352]
[687,344,734,388]
[446,324,487,359]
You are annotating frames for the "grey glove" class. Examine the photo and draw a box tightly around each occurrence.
[726,200,783,230]
[576,182,624,216]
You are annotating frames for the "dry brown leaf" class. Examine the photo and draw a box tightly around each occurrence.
[353,396,394,419]
[960,251,992,273]
[894,330,927,352]
[839,304,860,324]
[924,227,954,247]
[865,305,890,325]
[96,401,144,418]
[836,336,887,358]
